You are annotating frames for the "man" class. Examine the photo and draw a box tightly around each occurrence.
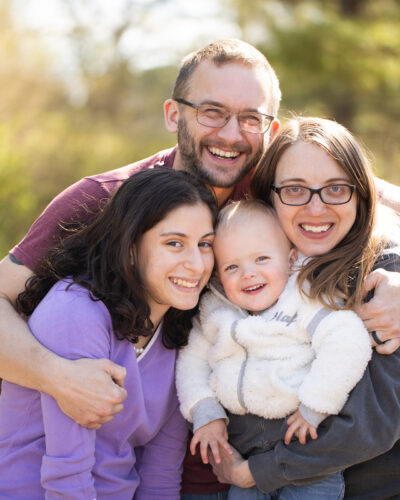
[0,39,399,499]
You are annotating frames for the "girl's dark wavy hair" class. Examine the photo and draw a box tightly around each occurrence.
[17,168,218,349]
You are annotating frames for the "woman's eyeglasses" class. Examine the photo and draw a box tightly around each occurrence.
[271,184,356,206]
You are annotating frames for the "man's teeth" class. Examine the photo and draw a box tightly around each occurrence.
[301,224,331,233]
[208,147,240,159]
[171,278,198,288]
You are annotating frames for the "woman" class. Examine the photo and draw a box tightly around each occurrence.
[0,168,217,499]
[210,117,400,499]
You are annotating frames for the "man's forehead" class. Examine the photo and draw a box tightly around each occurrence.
[187,60,271,110]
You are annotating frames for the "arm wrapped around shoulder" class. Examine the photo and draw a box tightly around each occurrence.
[299,309,372,416]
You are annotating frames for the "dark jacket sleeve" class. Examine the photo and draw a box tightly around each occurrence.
[248,252,400,495]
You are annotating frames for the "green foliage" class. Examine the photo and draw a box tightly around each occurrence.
[225,0,400,183]
[0,3,176,256]
[0,77,175,255]
[0,128,37,254]
[1,0,399,257]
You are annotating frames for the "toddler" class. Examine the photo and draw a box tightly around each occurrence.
[176,199,372,500]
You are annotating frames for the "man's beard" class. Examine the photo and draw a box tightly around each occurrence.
[177,118,264,189]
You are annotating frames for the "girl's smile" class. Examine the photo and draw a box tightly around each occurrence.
[136,203,215,326]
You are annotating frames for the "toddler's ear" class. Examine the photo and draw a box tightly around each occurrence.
[288,248,297,269]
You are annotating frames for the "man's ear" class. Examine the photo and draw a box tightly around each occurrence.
[288,247,298,269]
[164,99,180,133]
[268,119,280,143]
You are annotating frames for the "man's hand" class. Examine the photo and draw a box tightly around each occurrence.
[285,410,318,445]
[209,444,255,488]
[356,268,400,355]
[0,257,126,429]
[51,357,127,429]
[190,419,232,464]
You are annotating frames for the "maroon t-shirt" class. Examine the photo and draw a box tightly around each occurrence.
[11,145,251,494]
[12,148,177,271]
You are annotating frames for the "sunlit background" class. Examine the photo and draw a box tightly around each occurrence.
[1,0,399,255]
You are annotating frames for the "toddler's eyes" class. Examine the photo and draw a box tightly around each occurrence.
[225,264,238,272]
[256,256,269,263]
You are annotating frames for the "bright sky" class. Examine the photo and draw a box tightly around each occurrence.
[11,0,240,69]
[9,0,241,103]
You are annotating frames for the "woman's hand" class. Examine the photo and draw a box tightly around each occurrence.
[285,410,318,445]
[357,268,400,355]
[190,418,232,464]
[209,444,255,488]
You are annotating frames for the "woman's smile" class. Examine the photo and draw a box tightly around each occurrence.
[273,141,357,257]
[298,222,335,240]
[169,277,202,289]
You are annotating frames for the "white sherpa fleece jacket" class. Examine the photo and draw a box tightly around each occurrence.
[176,272,372,430]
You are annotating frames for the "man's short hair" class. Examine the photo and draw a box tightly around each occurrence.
[172,39,281,116]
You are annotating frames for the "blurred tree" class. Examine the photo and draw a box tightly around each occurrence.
[0,0,176,255]
[224,0,400,183]
[0,0,68,253]
[1,0,399,256]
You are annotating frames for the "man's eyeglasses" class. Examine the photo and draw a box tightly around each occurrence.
[271,184,356,206]
[175,98,275,134]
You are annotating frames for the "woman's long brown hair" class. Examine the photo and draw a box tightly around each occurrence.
[251,117,382,309]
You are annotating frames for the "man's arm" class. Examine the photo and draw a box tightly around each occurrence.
[356,253,400,354]
[363,179,400,353]
[375,178,400,213]
[357,268,400,354]
[0,256,127,428]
